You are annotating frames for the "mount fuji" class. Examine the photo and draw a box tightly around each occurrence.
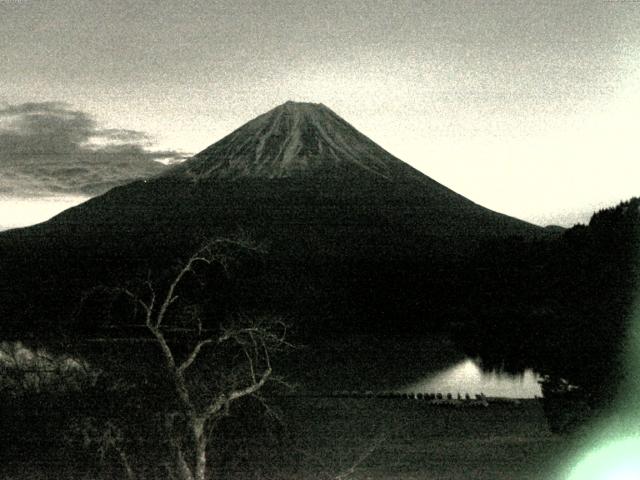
[0,101,543,338]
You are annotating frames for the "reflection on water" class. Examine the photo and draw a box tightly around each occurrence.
[403,358,542,398]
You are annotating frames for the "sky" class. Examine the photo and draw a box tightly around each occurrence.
[1,0,639,229]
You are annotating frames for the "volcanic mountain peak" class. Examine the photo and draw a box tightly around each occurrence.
[163,101,409,181]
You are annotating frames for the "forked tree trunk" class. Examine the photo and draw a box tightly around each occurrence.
[194,436,208,480]
[170,417,208,480]
[193,418,208,480]
[174,446,195,480]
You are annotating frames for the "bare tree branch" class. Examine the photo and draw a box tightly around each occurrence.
[76,236,287,480]
[206,364,272,419]
[177,339,215,374]
[333,435,385,480]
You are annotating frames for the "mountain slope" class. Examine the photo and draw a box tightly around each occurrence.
[163,101,404,180]
[159,101,525,226]
[0,101,543,339]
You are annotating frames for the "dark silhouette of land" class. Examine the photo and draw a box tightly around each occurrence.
[0,101,544,345]
[1,103,638,479]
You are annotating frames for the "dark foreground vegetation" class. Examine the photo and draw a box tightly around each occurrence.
[1,392,558,480]
[1,197,638,477]
[455,198,640,431]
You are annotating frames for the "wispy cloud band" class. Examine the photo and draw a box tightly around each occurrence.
[0,102,187,196]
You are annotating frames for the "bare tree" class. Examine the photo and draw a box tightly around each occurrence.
[80,238,291,480]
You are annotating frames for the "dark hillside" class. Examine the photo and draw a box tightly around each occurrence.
[0,102,543,341]
[456,198,640,428]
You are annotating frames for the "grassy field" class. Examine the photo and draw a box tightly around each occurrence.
[2,396,567,479]
[212,396,563,480]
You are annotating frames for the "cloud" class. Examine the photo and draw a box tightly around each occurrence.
[0,102,188,196]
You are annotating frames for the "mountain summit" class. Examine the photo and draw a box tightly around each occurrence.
[164,101,415,181]
[0,101,545,339]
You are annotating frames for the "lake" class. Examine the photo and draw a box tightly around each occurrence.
[402,358,542,398]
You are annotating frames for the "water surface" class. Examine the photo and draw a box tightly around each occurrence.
[402,358,542,398]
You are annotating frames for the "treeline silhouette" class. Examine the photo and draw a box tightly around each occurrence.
[1,193,638,436]
[455,198,640,431]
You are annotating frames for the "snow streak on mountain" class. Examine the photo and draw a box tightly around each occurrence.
[164,101,419,181]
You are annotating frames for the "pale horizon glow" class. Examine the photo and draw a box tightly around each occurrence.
[0,196,88,231]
